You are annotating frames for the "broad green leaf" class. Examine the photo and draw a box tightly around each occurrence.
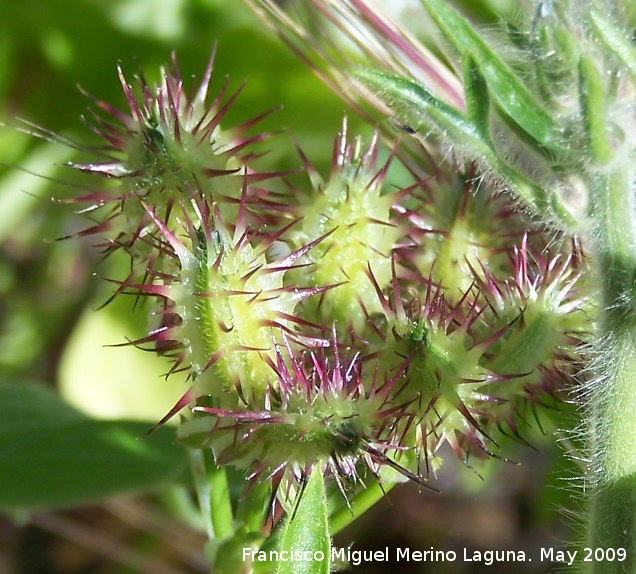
[276,466,330,574]
[420,0,562,152]
[0,383,187,511]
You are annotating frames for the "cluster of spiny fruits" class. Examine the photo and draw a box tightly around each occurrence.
[64,47,591,499]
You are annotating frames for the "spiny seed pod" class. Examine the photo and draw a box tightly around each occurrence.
[399,166,537,304]
[369,271,513,465]
[365,240,591,468]
[288,118,416,333]
[63,47,280,277]
[178,330,428,500]
[126,188,330,406]
[473,235,591,404]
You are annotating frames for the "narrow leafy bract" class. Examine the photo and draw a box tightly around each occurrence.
[353,68,493,156]
[276,466,330,574]
[463,54,492,146]
[590,9,636,78]
[420,0,563,153]
[353,68,547,220]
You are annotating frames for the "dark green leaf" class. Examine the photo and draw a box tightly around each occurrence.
[463,54,492,145]
[0,384,187,511]
[421,0,562,153]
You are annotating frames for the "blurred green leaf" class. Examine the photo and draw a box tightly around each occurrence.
[0,383,187,511]
[590,9,636,79]
[58,303,187,422]
[0,142,74,244]
[578,55,613,165]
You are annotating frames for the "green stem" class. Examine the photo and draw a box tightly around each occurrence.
[235,475,270,533]
[188,448,234,541]
[329,479,393,536]
[586,169,636,573]
[209,461,234,540]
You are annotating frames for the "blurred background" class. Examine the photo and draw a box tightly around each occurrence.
[0,0,581,572]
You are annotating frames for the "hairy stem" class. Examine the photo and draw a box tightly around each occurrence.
[586,169,636,573]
